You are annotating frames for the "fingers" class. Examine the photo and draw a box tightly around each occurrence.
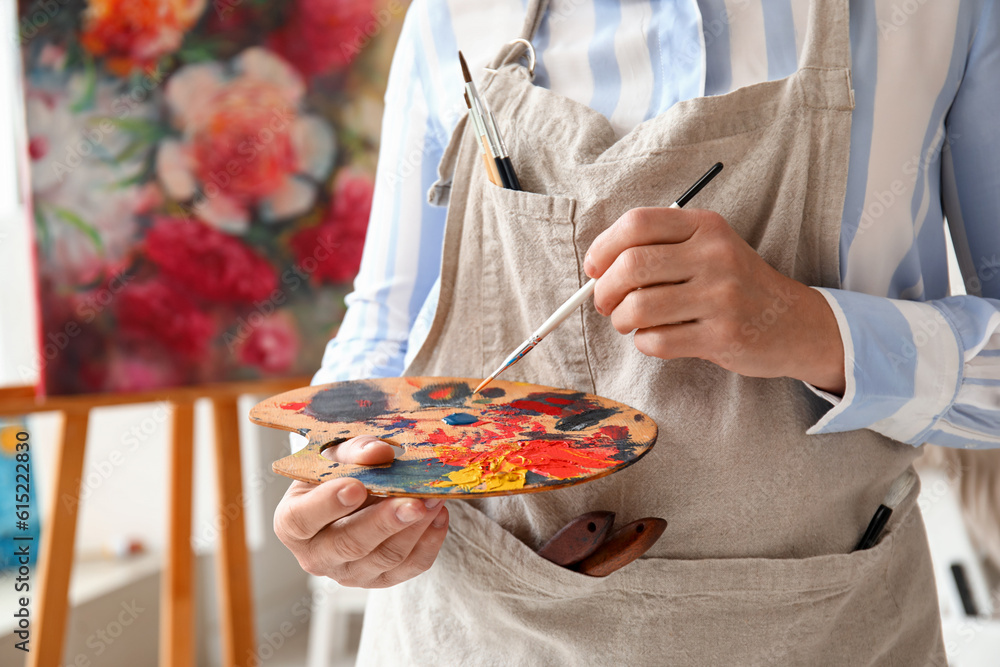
[274,477,371,545]
[307,499,449,585]
[584,207,699,280]
[324,434,397,466]
[319,496,438,565]
[358,506,451,589]
[592,245,696,316]
[632,322,703,360]
[608,282,707,334]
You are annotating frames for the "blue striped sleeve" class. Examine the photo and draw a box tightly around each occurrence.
[311,0,448,387]
[804,0,1000,449]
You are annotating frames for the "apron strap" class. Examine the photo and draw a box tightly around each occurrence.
[488,0,551,72]
[798,0,851,70]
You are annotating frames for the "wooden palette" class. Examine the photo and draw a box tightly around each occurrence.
[250,377,657,498]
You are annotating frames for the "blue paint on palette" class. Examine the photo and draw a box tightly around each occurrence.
[442,412,478,426]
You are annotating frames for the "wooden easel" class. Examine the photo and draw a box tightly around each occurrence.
[0,378,308,667]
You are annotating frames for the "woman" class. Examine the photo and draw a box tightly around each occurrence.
[276,0,999,663]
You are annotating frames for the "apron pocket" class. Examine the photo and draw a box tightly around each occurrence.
[406,500,928,667]
[480,183,593,391]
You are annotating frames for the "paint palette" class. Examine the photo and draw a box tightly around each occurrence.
[250,377,657,498]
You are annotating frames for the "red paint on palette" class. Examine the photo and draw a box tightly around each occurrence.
[428,387,453,400]
[510,399,564,416]
[280,402,308,411]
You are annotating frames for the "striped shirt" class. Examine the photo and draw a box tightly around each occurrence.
[312,0,1000,449]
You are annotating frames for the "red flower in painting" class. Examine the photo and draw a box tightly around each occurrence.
[290,171,373,285]
[114,279,215,359]
[80,0,206,74]
[238,313,301,374]
[145,217,278,303]
[268,0,375,77]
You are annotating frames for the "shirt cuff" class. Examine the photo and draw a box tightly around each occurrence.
[803,287,964,444]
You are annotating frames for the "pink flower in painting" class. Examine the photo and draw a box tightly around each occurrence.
[114,279,215,359]
[144,216,278,303]
[156,48,335,233]
[81,0,207,75]
[269,0,375,77]
[105,351,182,392]
[238,313,300,374]
[289,171,373,285]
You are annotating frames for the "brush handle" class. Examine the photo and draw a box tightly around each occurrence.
[855,505,892,551]
[530,202,681,341]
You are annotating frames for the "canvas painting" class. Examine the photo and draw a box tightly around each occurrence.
[16,0,407,394]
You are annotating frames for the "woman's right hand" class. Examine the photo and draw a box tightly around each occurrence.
[273,435,450,588]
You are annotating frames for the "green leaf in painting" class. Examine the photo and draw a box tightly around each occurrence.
[70,53,98,113]
[51,207,104,254]
[33,206,51,254]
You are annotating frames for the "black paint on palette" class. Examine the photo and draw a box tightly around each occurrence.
[555,408,619,431]
[478,387,506,398]
[306,382,389,423]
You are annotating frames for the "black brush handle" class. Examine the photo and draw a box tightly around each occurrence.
[493,157,512,189]
[855,505,892,551]
[950,563,980,616]
[500,157,522,191]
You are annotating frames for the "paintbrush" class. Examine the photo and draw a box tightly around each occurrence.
[854,470,918,551]
[489,110,521,191]
[459,51,506,187]
[474,162,724,394]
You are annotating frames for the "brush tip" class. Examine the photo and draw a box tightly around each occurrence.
[883,470,918,509]
[473,377,492,394]
[458,50,472,83]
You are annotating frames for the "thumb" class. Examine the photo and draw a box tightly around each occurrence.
[322,434,397,466]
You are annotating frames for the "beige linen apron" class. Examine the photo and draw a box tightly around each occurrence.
[357,0,945,664]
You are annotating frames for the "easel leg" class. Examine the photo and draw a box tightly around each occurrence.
[29,409,90,667]
[211,396,256,666]
[160,400,195,667]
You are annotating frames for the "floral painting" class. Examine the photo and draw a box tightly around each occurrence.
[17,0,408,394]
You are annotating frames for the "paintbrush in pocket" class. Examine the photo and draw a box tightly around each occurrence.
[854,470,917,551]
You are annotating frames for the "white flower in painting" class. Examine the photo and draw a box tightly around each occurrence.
[24,76,155,285]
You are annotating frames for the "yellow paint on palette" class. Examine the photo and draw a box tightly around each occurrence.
[433,456,527,492]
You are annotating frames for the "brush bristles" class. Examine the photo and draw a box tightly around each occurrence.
[882,470,918,509]
[458,50,472,83]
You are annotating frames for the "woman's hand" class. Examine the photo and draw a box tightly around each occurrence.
[274,435,449,588]
[584,207,846,394]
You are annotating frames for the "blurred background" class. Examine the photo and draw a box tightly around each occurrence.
[0,1,997,665]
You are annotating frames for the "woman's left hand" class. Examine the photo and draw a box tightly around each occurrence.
[584,207,846,394]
